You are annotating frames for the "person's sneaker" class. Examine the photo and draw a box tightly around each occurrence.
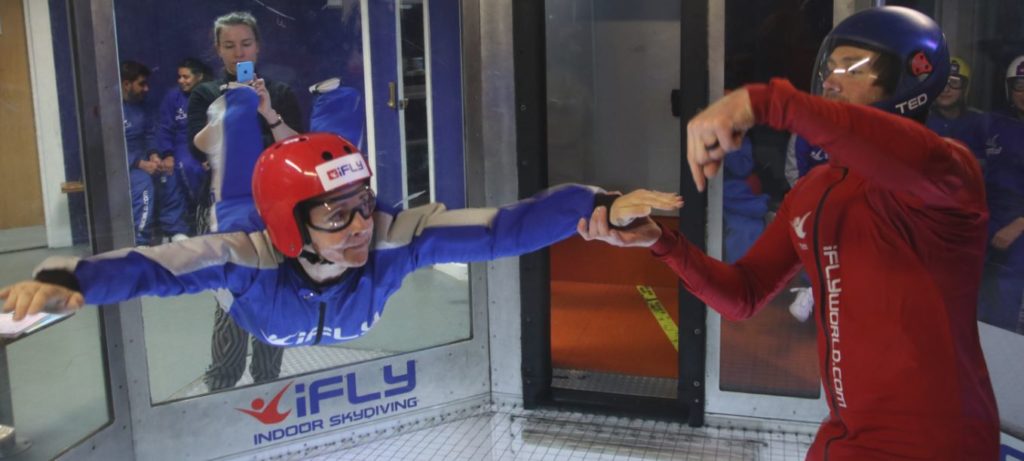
[788,287,814,322]
[170,233,189,243]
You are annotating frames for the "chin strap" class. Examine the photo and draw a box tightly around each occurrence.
[297,247,347,284]
[299,249,332,265]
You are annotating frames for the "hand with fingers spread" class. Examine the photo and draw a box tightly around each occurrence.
[686,88,756,192]
[0,281,84,321]
[577,189,683,248]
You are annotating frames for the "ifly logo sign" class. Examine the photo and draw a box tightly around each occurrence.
[315,154,370,191]
[238,360,418,446]
[1002,443,1024,461]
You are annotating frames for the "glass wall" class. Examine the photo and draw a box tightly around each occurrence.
[107,0,471,404]
[719,0,833,400]
[0,1,111,460]
[545,0,683,398]
[893,0,1024,440]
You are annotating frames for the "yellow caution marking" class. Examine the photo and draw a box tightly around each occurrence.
[636,285,679,351]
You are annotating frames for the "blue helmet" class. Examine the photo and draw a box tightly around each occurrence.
[810,6,949,120]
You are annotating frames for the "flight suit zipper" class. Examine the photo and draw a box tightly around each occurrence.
[314,302,326,345]
[813,167,848,459]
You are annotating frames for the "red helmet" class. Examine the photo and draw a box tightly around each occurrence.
[252,133,372,257]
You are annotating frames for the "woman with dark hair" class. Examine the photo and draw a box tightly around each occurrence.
[157,57,214,235]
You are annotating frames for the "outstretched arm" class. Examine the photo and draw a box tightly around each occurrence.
[379,184,681,269]
[1,232,275,319]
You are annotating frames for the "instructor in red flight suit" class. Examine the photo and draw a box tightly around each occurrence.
[579,7,998,461]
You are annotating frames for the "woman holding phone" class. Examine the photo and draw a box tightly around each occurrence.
[187,11,302,158]
[186,10,303,392]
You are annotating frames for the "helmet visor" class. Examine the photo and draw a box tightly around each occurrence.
[1010,78,1024,94]
[945,75,966,91]
[811,40,884,98]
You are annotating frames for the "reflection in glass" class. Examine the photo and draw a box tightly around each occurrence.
[898,0,1024,438]
[108,0,470,403]
[546,0,683,399]
[719,0,831,399]
[400,0,432,209]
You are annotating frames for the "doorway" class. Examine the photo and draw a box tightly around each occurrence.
[518,0,703,424]
[0,0,45,252]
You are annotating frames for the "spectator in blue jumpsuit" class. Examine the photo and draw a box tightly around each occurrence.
[975,57,1024,333]
[926,57,989,158]
[723,137,769,264]
[120,60,188,245]
[1006,55,1024,122]
[784,134,829,187]
[157,57,213,235]
[922,56,1024,333]
[979,115,1024,333]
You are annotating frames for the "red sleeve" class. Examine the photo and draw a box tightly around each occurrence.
[649,201,801,321]
[747,79,985,209]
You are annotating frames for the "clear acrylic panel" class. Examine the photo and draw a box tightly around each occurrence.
[545,0,683,397]
[109,0,469,403]
[893,0,1024,438]
[0,0,111,459]
[718,0,833,399]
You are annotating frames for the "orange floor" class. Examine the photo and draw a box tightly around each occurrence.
[550,217,682,379]
[549,217,820,397]
[550,280,679,378]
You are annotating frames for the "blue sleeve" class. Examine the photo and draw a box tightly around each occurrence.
[724,139,754,179]
[68,232,275,304]
[155,91,176,155]
[382,184,602,270]
[143,107,159,156]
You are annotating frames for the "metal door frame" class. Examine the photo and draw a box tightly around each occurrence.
[516,0,704,426]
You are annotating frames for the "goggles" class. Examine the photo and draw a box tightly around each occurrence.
[304,186,376,232]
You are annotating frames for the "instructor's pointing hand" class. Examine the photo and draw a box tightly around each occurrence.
[686,88,756,192]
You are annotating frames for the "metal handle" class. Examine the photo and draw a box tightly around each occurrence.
[61,181,85,194]
[387,82,397,109]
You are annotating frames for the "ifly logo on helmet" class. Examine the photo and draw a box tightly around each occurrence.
[316,154,370,191]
